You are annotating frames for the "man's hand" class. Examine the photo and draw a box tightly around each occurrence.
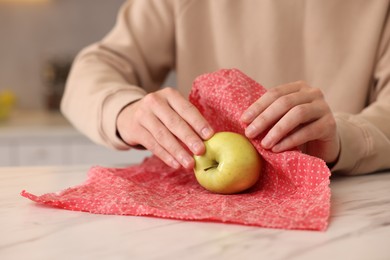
[241,81,340,164]
[117,87,214,170]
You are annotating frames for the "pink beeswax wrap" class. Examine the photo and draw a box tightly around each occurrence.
[22,69,331,231]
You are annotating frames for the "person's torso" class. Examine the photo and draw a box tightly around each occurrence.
[174,0,389,114]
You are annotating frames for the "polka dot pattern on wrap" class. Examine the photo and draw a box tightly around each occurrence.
[21,68,331,231]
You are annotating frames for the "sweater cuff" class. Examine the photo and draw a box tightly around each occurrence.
[100,88,146,150]
[331,113,373,175]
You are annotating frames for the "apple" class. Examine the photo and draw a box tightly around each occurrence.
[193,131,262,194]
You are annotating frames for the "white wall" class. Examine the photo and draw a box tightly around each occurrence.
[0,0,125,109]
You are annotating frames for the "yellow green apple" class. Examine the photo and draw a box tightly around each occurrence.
[193,131,262,194]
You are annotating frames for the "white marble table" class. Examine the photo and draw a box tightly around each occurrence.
[1,166,390,260]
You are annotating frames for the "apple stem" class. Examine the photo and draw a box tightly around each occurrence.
[204,163,219,172]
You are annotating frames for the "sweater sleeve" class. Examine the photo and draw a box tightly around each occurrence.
[61,0,175,150]
[332,9,390,175]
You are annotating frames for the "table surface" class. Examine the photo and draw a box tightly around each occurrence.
[0,110,78,139]
[1,166,390,260]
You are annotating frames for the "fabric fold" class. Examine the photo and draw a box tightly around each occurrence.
[22,68,331,231]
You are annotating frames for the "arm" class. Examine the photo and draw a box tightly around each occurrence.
[332,13,390,175]
[61,0,176,149]
[61,0,214,169]
[240,13,390,175]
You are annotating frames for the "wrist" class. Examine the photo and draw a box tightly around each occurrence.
[116,99,142,147]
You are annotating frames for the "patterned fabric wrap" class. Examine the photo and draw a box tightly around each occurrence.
[22,69,331,231]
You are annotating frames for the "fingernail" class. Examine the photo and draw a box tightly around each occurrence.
[272,144,281,153]
[245,125,256,138]
[170,159,180,169]
[241,111,253,122]
[201,127,213,139]
[261,136,272,148]
[181,155,193,169]
[192,141,203,154]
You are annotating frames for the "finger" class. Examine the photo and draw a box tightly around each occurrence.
[165,88,214,140]
[270,116,330,153]
[152,100,206,155]
[261,101,324,148]
[136,127,181,169]
[245,91,314,139]
[241,82,303,123]
[140,111,195,169]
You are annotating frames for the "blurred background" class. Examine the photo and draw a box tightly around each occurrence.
[0,0,124,110]
[0,0,161,167]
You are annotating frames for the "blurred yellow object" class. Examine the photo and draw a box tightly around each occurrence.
[0,90,16,121]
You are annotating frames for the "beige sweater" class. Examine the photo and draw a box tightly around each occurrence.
[62,0,390,175]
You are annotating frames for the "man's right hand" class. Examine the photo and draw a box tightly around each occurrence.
[116,87,214,170]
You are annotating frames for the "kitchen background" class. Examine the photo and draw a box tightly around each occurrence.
[0,0,177,166]
[1,0,124,109]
